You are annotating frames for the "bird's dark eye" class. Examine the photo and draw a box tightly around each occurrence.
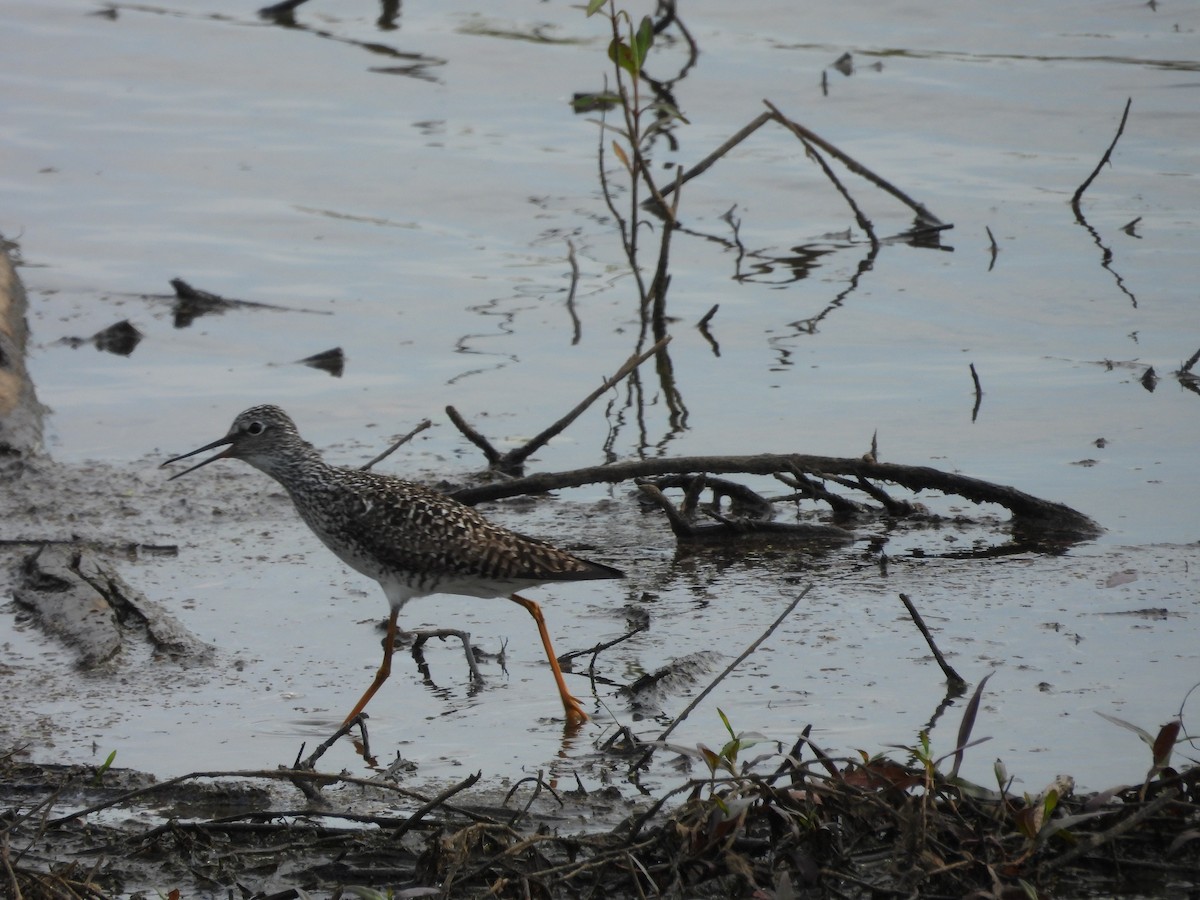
[246,421,266,436]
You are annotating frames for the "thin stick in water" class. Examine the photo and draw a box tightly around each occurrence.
[899,592,966,689]
[1071,97,1132,217]
[629,584,812,773]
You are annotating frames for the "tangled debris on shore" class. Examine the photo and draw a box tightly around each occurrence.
[4,700,1197,900]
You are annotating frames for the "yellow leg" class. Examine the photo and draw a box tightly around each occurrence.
[510,592,589,726]
[342,606,399,725]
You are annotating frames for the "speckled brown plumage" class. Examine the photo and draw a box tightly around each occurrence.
[162,404,622,727]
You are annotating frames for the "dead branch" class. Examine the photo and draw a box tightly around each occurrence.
[763,100,946,228]
[360,418,432,472]
[773,467,869,516]
[648,168,684,342]
[1039,787,1179,874]
[450,452,1101,540]
[629,585,811,774]
[656,111,772,202]
[445,404,501,466]
[1071,97,1132,219]
[765,100,878,249]
[408,627,483,683]
[646,473,775,520]
[448,336,672,476]
[899,593,966,690]
[638,482,853,543]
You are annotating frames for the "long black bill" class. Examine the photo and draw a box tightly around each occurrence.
[160,434,236,481]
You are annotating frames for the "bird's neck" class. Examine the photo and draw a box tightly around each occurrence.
[249,439,331,487]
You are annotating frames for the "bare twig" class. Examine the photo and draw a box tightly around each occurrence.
[559,624,646,666]
[767,104,878,249]
[296,713,370,773]
[1071,97,1132,218]
[985,226,999,271]
[409,628,483,683]
[969,363,983,422]
[391,770,486,843]
[453,336,672,474]
[898,593,966,689]
[360,418,432,472]
[1039,787,1179,873]
[657,112,772,203]
[629,585,812,773]
[648,169,684,342]
[763,100,945,227]
[445,405,501,465]
[565,238,582,346]
[697,303,720,356]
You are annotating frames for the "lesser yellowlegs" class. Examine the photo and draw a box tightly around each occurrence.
[161,404,622,726]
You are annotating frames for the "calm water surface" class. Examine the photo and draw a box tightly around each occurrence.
[2,0,1198,793]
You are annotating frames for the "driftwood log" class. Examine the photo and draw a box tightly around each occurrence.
[451,454,1101,542]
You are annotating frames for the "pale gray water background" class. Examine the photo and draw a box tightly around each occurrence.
[2,0,1199,795]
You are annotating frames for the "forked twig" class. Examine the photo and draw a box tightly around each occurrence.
[448,336,672,474]
[445,404,501,465]
[296,713,370,772]
[763,100,945,227]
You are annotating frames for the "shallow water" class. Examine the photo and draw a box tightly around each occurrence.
[2,0,1198,796]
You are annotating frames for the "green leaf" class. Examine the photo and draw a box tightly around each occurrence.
[91,749,117,787]
[717,707,736,742]
[633,15,654,66]
[585,0,607,15]
[607,38,632,76]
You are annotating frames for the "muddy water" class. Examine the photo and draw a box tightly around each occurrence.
[1,0,1198,796]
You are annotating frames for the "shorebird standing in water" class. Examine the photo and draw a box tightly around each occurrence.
[161,404,623,726]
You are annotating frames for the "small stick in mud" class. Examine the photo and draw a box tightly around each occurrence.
[898,592,965,690]
[294,713,374,780]
[1071,97,1132,218]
